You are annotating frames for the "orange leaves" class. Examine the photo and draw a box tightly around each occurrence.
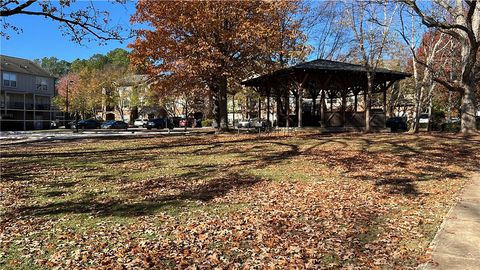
[1,133,479,268]
[129,1,307,99]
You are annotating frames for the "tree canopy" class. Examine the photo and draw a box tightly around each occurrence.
[129,0,308,130]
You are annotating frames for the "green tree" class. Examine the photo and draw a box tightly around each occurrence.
[34,57,71,77]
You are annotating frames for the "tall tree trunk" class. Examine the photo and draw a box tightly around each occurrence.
[427,83,435,132]
[411,85,424,133]
[212,76,228,131]
[459,42,478,135]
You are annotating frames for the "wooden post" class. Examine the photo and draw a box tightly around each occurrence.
[232,94,235,127]
[363,91,367,112]
[267,92,271,126]
[383,85,387,114]
[383,83,387,128]
[298,88,303,128]
[341,90,347,126]
[276,94,281,128]
[354,92,358,112]
[258,97,262,119]
[286,94,290,130]
[320,90,326,127]
[330,93,334,112]
[246,96,250,120]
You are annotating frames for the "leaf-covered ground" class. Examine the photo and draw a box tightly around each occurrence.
[1,133,479,269]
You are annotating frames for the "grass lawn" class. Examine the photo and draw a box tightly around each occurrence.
[1,132,479,269]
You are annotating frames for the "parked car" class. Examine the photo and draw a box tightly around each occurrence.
[146,118,173,129]
[134,118,149,127]
[419,113,430,124]
[179,118,194,128]
[50,120,61,129]
[386,117,407,132]
[71,119,101,129]
[237,119,269,130]
[101,120,128,129]
[447,117,460,123]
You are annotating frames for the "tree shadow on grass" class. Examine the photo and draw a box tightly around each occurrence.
[9,172,262,218]
[305,134,480,196]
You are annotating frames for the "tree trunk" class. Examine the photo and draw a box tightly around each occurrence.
[411,85,424,133]
[130,106,138,125]
[211,76,228,131]
[461,79,477,135]
[459,42,478,135]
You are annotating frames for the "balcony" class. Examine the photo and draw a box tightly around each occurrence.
[5,102,51,110]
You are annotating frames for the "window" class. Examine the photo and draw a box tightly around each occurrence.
[3,72,17,87]
[36,77,48,91]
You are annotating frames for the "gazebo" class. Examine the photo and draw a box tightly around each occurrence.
[241,59,411,130]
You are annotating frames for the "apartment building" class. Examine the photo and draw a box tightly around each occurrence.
[0,55,59,131]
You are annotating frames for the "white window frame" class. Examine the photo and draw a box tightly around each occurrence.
[3,72,17,87]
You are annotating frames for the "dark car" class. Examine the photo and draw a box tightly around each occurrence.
[386,117,407,132]
[146,118,173,129]
[101,120,128,129]
[71,119,101,129]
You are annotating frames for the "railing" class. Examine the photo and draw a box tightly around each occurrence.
[5,103,52,110]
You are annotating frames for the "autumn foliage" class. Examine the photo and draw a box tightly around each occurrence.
[1,133,479,268]
[129,0,307,130]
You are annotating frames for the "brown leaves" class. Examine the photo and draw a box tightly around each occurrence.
[1,133,479,269]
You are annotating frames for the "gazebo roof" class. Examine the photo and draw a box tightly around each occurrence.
[242,59,411,88]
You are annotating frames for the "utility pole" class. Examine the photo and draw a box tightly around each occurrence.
[65,80,73,127]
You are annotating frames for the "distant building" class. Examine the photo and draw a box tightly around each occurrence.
[0,55,60,131]
[99,74,153,123]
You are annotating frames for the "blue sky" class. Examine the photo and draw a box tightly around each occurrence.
[0,1,137,62]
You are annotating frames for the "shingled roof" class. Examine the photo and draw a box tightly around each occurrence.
[1,55,55,78]
[242,58,410,86]
[291,59,410,76]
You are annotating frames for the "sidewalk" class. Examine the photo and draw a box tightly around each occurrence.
[422,173,480,270]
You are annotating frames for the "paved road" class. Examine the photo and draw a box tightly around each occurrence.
[421,173,480,270]
[0,128,215,145]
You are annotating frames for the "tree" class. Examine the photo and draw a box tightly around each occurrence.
[310,1,348,60]
[129,0,306,131]
[402,0,479,135]
[342,0,399,132]
[34,57,71,77]
[1,0,130,44]
[398,9,452,133]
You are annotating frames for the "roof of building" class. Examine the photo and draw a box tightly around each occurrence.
[242,58,411,87]
[292,59,410,76]
[1,55,56,78]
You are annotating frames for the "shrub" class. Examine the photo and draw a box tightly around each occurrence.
[201,119,213,127]
[441,122,461,133]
